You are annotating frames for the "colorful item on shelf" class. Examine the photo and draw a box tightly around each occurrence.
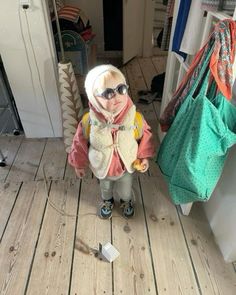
[51,5,94,42]
[57,5,89,26]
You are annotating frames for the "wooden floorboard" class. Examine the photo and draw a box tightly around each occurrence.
[0,182,21,241]
[140,176,200,294]
[6,138,46,182]
[26,180,79,295]
[70,178,112,294]
[125,58,147,102]
[0,135,23,182]
[152,56,167,74]
[35,138,67,181]
[0,181,47,294]
[64,163,93,180]
[64,160,77,180]
[151,56,167,120]
[179,203,236,295]
[138,57,157,89]
[112,178,157,295]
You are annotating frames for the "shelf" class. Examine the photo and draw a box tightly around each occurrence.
[173,52,190,71]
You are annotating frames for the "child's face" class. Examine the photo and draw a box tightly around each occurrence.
[93,76,128,114]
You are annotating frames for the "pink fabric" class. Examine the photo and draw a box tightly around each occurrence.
[68,97,155,176]
[68,121,89,169]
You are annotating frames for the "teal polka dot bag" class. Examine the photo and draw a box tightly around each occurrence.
[157,54,236,205]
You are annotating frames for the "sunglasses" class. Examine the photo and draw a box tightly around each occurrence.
[95,84,129,100]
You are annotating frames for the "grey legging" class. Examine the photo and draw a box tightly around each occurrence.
[99,172,133,201]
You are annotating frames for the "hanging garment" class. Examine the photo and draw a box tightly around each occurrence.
[180,0,205,55]
[157,55,236,204]
[161,0,175,51]
[201,0,236,12]
[160,19,236,131]
[172,0,192,59]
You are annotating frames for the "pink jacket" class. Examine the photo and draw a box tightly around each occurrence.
[68,98,155,177]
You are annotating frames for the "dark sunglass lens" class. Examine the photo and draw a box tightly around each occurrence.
[117,84,128,95]
[102,88,115,100]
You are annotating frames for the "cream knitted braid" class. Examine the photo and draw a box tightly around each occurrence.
[58,62,83,153]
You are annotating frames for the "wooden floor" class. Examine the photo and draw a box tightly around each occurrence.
[0,57,236,295]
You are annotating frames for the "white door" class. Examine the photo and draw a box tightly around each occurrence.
[123,0,144,64]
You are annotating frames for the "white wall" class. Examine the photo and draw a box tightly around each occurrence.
[0,0,62,137]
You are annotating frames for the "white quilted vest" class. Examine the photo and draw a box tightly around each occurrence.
[88,105,138,179]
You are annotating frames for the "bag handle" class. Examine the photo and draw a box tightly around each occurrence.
[188,45,214,98]
[198,69,211,97]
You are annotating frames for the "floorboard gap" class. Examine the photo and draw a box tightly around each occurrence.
[176,206,202,295]
[24,180,53,294]
[68,179,82,295]
[138,176,159,295]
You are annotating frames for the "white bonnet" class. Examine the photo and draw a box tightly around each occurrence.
[84,64,126,114]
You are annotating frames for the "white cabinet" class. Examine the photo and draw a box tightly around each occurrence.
[0,0,62,137]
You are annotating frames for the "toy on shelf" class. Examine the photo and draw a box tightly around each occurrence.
[54,30,95,75]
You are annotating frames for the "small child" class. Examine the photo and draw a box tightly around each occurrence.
[68,65,155,219]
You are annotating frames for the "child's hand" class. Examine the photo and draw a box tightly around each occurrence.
[75,168,85,178]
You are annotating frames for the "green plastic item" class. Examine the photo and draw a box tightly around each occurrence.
[157,50,236,204]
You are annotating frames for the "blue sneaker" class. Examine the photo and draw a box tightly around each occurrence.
[120,199,135,218]
[99,198,114,219]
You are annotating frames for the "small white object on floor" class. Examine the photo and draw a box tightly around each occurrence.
[101,242,120,262]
